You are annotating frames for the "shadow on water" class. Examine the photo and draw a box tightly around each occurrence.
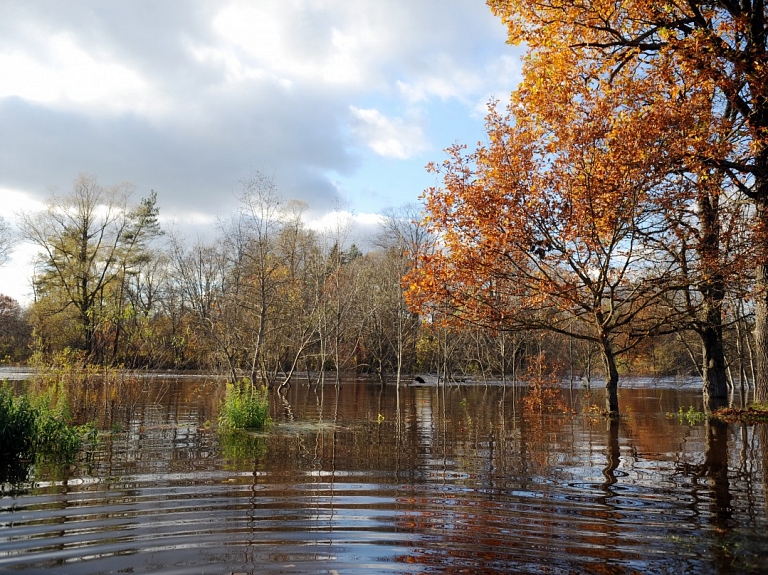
[0,375,766,573]
[0,459,31,493]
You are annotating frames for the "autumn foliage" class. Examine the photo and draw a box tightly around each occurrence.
[407,68,695,412]
[483,1,768,401]
[406,1,765,411]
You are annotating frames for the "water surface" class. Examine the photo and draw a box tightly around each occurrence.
[1,377,766,574]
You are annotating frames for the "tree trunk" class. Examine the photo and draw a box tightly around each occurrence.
[698,188,729,410]
[82,303,95,361]
[600,336,619,415]
[701,321,729,411]
[755,260,768,403]
[753,170,768,403]
[249,301,268,388]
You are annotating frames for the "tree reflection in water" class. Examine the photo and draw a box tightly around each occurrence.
[602,418,621,491]
[1,377,767,574]
[705,418,732,524]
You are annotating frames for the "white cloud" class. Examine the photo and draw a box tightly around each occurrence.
[2,187,46,214]
[162,210,218,228]
[0,32,157,115]
[0,187,40,305]
[397,52,522,112]
[210,1,389,88]
[349,107,427,160]
[304,209,385,251]
[306,209,383,232]
[0,242,36,305]
[396,65,482,104]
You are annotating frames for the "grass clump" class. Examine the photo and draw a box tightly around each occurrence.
[0,384,83,483]
[675,405,707,425]
[218,380,271,431]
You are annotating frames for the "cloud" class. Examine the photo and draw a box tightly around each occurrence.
[0,0,521,219]
[304,209,386,252]
[471,54,525,116]
[0,1,526,305]
[0,33,154,114]
[210,2,383,88]
[349,107,427,160]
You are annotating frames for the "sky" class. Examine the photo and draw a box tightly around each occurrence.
[0,0,523,304]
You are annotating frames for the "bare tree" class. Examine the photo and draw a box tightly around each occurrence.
[376,203,434,386]
[0,216,16,267]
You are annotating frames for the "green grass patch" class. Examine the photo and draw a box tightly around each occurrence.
[218,380,272,431]
[666,405,707,425]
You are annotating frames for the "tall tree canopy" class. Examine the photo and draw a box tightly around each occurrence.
[486,0,768,400]
[408,71,691,413]
[21,174,161,361]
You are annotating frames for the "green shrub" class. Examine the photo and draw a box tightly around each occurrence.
[219,380,271,431]
[34,407,82,463]
[0,387,36,464]
[0,384,82,482]
[677,405,707,425]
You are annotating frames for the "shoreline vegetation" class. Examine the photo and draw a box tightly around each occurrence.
[0,383,89,486]
[713,403,768,424]
[2,362,765,489]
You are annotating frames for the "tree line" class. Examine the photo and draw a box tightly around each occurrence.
[1,171,711,392]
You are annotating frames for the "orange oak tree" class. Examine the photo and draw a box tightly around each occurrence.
[407,69,691,414]
[486,0,768,400]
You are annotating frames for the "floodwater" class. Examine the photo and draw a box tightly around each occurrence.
[1,375,767,574]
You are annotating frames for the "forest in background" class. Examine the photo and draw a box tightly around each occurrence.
[0,170,749,396]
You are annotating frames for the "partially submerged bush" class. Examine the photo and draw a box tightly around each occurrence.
[0,385,82,483]
[676,405,707,425]
[219,380,271,431]
[0,386,36,464]
[29,347,146,428]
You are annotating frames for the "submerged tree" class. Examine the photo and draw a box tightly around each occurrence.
[486,0,768,401]
[408,73,687,414]
[375,204,432,386]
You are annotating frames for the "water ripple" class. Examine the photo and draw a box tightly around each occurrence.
[2,383,767,574]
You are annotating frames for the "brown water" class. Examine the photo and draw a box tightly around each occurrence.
[1,377,767,574]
